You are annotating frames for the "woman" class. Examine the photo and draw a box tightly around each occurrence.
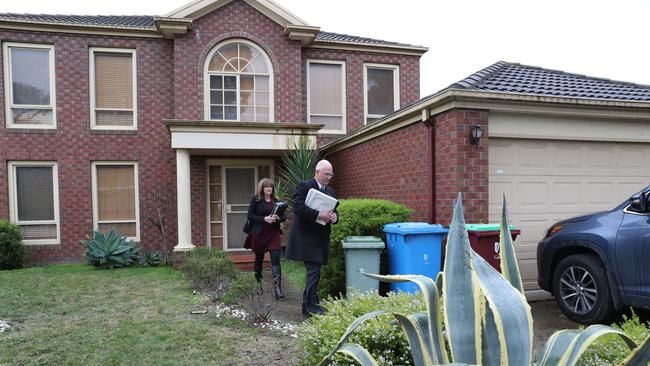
[244,178,287,299]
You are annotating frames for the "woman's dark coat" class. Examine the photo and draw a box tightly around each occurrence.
[247,195,286,235]
[285,178,338,265]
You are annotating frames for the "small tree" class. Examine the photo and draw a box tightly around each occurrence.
[144,187,173,265]
[277,137,321,201]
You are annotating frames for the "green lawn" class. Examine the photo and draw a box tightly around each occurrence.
[0,264,299,365]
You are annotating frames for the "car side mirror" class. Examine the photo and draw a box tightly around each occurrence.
[630,192,649,212]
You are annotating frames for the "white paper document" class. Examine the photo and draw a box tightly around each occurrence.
[305,188,338,225]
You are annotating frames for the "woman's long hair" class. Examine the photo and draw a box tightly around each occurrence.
[256,178,278,202]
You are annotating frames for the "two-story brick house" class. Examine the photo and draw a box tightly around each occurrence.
[0,0,427,264]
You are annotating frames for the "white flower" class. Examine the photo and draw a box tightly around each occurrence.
[0,320,10,332]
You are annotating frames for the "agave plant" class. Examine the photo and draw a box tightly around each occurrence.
[139,251,162,267]
[278,136,320,201]
[318,194,650,366]
[80,229,140,269]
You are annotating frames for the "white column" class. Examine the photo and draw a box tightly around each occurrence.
[174,148,195,252]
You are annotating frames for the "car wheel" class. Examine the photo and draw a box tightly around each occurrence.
[552,254,614,324]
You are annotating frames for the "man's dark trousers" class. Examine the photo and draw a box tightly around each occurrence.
[303,262,322,313]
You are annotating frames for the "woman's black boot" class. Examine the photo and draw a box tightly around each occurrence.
[272,265,285,299]
[254,258,263,283]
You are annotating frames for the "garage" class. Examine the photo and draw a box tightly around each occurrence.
[324,61,650,294]
[489,133,650,290]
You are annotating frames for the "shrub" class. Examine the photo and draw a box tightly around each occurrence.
[179,247,239,302]
[319,199,412,299]
[80,229,140,269]
[577,311,650,366]
[298,291,424,366]
[222,272,277,323]
[139,251,163,267]
[0,220,26,270]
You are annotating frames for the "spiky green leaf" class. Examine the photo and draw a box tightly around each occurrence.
[443,193,481,364]
[621,336,650,365]
[537,329,581,365]
[392,313,433,366]
[472,250,533,365]
[561,324,636,365]
[334,343,380,366]
[362,273,448,364]
[317,310,389,366]
[498,195,524,293]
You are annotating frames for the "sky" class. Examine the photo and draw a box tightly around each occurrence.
[3,0,650,98]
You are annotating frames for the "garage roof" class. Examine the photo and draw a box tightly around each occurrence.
[450,61,650,102]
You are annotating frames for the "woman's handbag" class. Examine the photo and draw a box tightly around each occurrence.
[243,219,251,234]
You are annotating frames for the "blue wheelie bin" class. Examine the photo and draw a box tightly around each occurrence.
[384,222,449,293]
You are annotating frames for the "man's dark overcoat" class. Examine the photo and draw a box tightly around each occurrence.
[285,178,337,265]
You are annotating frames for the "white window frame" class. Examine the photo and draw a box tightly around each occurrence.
[89,48,138,130]
[306,59,347,134]
[3,42,57,129]
[7,161,60,245]
[91,161,140,241]
[363,63,400,125]
[203,39,274,122]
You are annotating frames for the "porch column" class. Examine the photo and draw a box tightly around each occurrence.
[174,148,195,252]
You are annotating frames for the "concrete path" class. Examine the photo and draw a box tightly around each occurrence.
[258,270,304,324]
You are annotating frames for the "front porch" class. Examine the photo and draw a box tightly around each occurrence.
[165,120,322,266]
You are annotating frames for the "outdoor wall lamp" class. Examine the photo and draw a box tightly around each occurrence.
[470,125,484,148]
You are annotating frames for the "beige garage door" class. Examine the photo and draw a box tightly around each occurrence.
[489,138,650,290]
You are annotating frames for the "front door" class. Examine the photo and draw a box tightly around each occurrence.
[224,167,256,250]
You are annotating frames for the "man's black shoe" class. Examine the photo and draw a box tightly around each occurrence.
[302,304,325,319]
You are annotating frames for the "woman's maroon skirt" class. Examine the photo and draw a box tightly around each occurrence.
[244,224,281,254]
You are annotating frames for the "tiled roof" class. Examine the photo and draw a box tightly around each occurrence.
[450,61,650,102]
[0,14,425,51]
[0,13,156,29]
[315,31,427,50]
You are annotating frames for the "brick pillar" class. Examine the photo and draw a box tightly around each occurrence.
[433,109,489,225]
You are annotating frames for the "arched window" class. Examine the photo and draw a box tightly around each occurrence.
[205,40,273,122]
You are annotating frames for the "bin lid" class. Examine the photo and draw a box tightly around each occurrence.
[465,223,517,231]
[383,222,449,235]
[341,236,385,249]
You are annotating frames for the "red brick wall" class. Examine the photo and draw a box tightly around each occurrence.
[172,0,303,122]
[325,108,490,226]
[433,109,489,225]
[0,0,424,264]
[0,31,177,264]
[303,49,421,145]
[326,123,431,221]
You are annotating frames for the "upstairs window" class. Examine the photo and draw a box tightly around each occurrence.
[3,43,56,128]
[307,60,346,134]
[364,63,400,124]
[205,40,273,122]
[90,48,137,130]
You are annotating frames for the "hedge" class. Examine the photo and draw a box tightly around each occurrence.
[318,199,413,299]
